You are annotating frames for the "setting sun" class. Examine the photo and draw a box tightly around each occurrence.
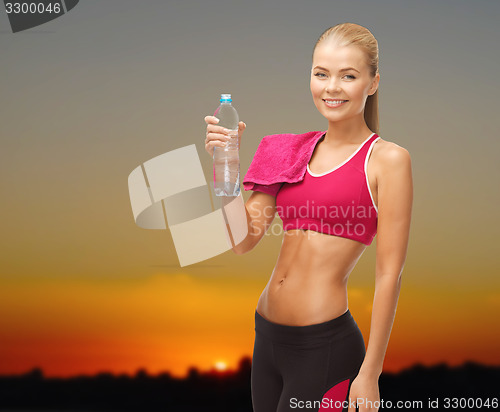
[214,361,227,371]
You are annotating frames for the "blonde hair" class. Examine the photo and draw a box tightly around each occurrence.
[313,23,380,135]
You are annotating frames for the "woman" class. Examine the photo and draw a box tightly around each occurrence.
[204,23,412,412]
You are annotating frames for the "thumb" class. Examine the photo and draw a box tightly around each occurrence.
[239,121,246,131]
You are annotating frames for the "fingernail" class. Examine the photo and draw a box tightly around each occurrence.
[214,117,219,123]
[223,128,230,134]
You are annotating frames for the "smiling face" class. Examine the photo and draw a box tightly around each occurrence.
[310,41,379,124]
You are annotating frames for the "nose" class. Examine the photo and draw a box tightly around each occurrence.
[326,78,341,93]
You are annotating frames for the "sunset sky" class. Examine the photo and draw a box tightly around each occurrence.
[1,0,499,379]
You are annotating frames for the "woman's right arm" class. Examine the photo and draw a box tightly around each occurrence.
[222,191,277,254]
[205,115,277,254]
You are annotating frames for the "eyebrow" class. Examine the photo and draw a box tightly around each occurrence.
[313,66,360,73]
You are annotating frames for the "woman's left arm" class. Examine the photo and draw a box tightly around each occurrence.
[360,143,413,379]
[349,143,413,412]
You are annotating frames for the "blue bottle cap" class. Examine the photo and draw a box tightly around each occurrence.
[220,94,232,103]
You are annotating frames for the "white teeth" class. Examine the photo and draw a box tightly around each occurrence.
[324,100,347,104]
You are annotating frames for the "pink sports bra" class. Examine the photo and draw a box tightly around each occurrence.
[275,132,380,245]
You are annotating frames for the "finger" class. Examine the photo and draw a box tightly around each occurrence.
[207,139,228,147]
[205,140,227,156]
[206,132,230,144]
[207,124,231,135]
[348,394,356,412]
[204,115,220,125]
[237,121,246,143]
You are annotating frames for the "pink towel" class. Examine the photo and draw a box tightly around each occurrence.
[242,130,326,191]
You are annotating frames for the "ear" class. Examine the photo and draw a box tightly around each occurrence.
[369,73,380,96]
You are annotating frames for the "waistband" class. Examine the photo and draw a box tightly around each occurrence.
[255,309,358,346]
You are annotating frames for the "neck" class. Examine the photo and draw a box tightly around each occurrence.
[324,114,373,145]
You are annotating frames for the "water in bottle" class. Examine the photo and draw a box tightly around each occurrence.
[213,93,240,196]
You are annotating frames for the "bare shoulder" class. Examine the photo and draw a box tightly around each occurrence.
[371,138,412,179]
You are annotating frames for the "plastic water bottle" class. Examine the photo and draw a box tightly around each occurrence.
[213,94,240,196]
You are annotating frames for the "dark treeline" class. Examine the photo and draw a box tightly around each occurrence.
[0,359,498,411]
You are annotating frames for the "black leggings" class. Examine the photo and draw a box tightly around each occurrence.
[251,309,366,412]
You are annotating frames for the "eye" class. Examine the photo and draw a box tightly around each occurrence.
[344,74,356,80]
[314,73,327,78]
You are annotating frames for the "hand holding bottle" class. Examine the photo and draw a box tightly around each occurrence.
[205,94,246,196]
[204,116,246,158]
[204,95,250,249]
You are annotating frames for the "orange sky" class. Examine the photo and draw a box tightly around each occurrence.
[1,0,499,381]
[1,265,499,379]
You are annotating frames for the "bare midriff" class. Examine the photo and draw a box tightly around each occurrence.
[256,229,367,326]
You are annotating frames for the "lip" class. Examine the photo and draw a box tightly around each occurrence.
[323,99,348,108]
